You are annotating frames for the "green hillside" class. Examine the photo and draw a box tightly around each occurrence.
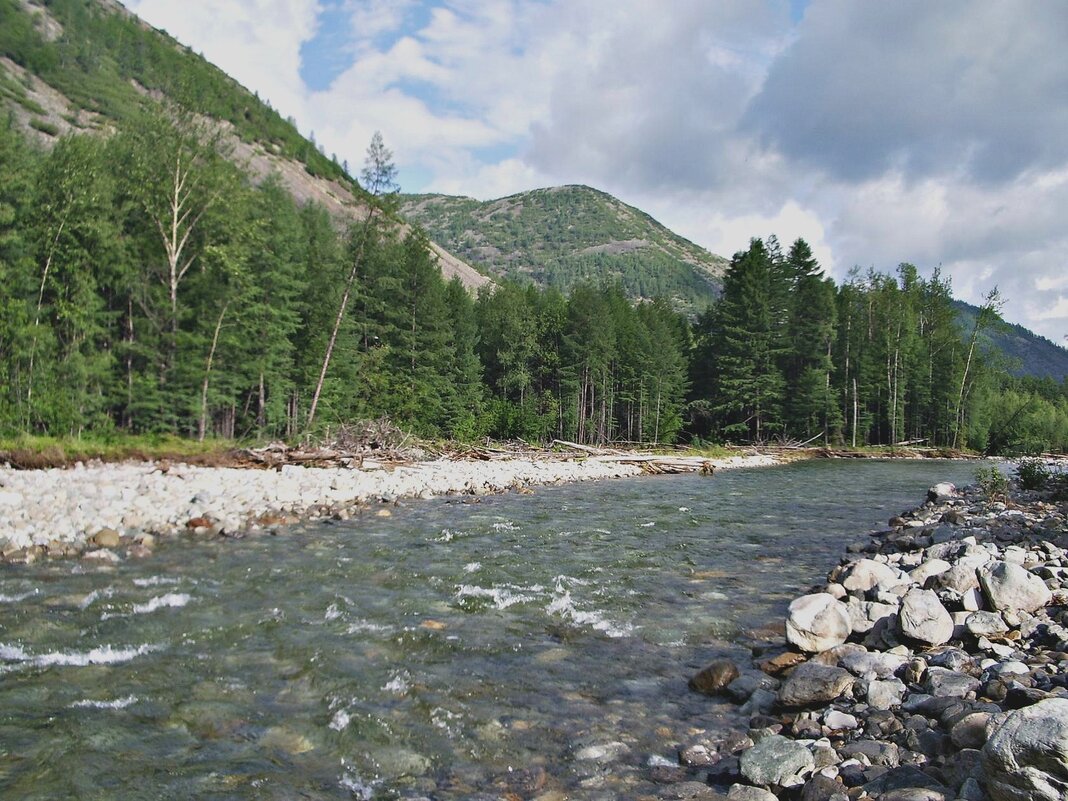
[0,0,351,185]
[401,185,729,312]
[955,300,1068,381]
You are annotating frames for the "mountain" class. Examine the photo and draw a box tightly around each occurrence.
[401,185,729,312]
[955,300,1068,381]
[0,0,488,289]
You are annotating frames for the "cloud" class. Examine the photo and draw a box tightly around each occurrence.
[743,1,1068,185]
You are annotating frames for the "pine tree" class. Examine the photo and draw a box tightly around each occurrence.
[711,239,787,442]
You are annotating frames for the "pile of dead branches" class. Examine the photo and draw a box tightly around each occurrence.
[237,418,419,469]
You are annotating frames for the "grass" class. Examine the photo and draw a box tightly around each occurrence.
[0,434,240,468]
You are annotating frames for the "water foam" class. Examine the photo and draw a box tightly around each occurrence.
[133,576,181,588]
[0,590,36,603]
[455,584,536,610]
[71,695,139,710]
[78,587,114,610]
[0,642,160,668]
[546,579,633,638]
[132,592,192,614]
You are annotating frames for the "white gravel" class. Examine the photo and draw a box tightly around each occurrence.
[0,453,779,554]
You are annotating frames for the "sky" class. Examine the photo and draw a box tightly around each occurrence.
[124,0,1068,345]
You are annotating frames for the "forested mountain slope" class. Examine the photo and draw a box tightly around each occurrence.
[0,0,487,289]
[401,186,729,313]
[955,300,1068,381]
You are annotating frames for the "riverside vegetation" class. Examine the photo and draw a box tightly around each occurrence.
[2,109,1067,453]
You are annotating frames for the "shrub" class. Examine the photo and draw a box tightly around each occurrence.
[1015,458,1050,491]
[975,465,1009,501]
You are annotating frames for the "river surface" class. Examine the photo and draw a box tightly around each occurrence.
[0,459,982,800]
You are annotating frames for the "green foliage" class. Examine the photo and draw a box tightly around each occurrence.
[974,465,1009,501]
[1015,458,1050,490]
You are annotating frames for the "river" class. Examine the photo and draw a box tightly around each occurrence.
[0,459,983,800]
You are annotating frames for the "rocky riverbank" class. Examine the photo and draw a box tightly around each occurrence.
[0,452,780,564]
[680,465,1068,801]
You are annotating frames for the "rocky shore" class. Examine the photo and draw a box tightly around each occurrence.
[681,466,1068,801]
[0,452,778,564]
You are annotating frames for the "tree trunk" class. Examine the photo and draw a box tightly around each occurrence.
[198,301,229,442]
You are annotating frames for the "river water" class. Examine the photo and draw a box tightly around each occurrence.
[0,459,982,800]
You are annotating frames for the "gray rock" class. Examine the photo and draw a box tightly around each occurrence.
[740,688,777,716]
[739,734,815,786]
[845,597,898,635]
[965,611,1009,637]
[925,667,980,698]
[842,558,903,592]
[779,663,855,708]
[862,765,947,797]
[982,697,1068,801]
[909,558,952,585]
[726,672,778,703]
[866,678,907,710]
[928,562,981,594]
[979,561,1052,614]
[786,593,852,653]
[801,774,849,801]
[950,712,992,750]
[836,644,908,679]
[899,589,954,645]
[727,785,777,801]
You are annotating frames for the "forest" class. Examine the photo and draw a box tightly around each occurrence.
[1,111,1066,454]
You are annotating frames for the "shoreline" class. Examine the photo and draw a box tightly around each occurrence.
[0,451,781,564]
[682,463,1068,800]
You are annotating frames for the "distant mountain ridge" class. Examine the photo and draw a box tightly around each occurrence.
[401,185,729,312]
[955,301,1068,381]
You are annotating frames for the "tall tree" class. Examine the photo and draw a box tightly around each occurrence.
[710,239,788,442]
[306,131,398,432]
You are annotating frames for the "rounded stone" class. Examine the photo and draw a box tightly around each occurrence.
[786,593,852,654]
[739,734,815,787]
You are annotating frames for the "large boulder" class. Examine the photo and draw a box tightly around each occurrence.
[979,561,1052,613]
[898,589,953,645]
[841,559,901,592]
[739,734,814,787]
[786,593,851,653]
[778,662,855,708]
[982,698,1068,801]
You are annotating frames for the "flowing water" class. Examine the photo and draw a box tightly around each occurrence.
[0,460,982,800]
